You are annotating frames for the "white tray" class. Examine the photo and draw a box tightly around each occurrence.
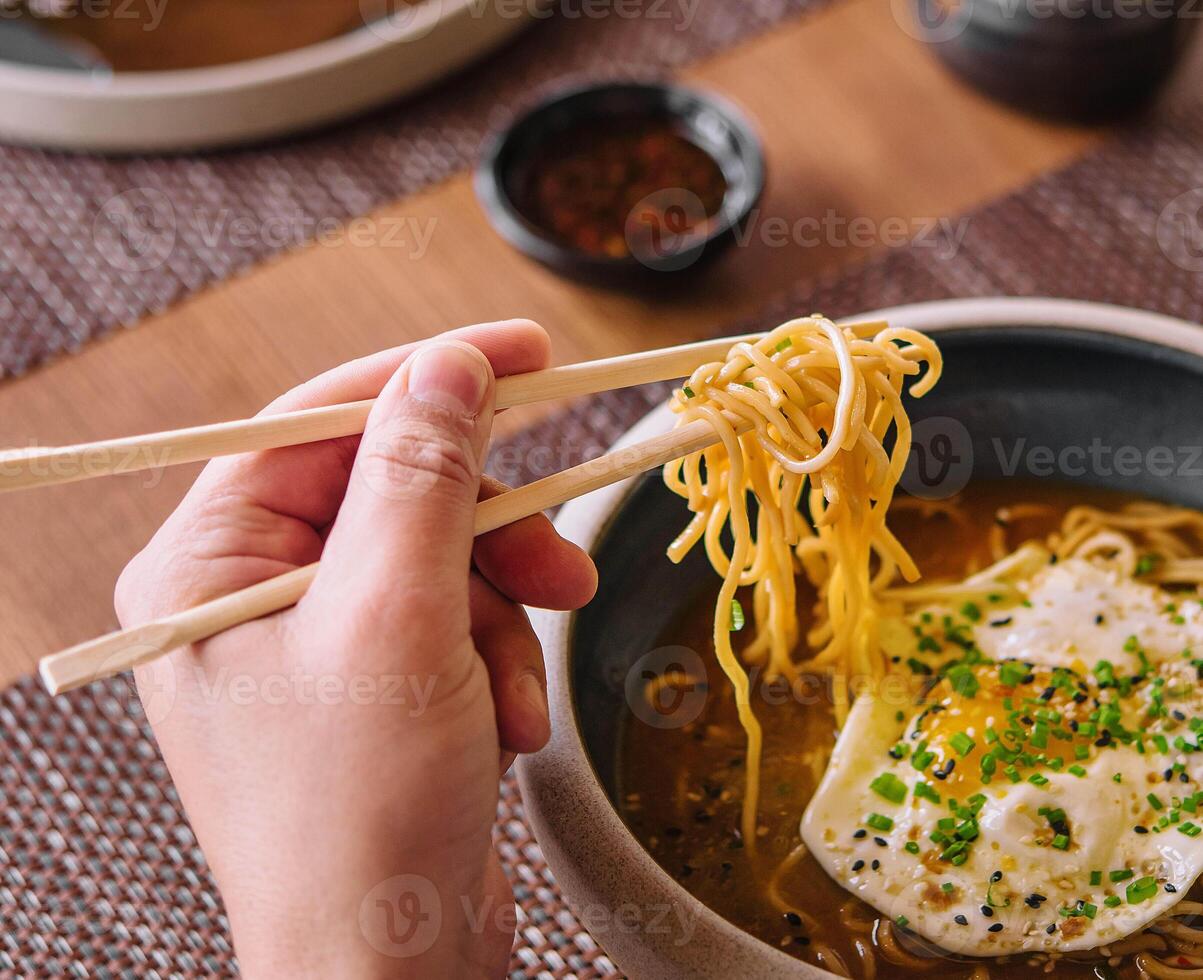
[0,1,534,153]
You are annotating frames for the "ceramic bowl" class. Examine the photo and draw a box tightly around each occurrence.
[518,296,1203,979]
[0,1,535,152]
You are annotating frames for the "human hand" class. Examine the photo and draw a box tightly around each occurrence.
[114,320,597,978]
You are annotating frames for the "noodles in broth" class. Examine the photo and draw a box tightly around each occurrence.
[662,316,941,839]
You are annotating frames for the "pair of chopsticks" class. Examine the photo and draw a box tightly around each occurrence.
[23,332,760,696]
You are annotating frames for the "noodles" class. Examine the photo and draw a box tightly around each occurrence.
[662,316,941,839]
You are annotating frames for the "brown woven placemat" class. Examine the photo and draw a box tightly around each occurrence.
[5,103,1203,977]
[0,0,822,380]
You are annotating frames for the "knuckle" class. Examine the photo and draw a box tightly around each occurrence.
[358,416,478,496]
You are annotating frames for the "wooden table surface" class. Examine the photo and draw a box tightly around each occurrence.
[4,0,1193,689]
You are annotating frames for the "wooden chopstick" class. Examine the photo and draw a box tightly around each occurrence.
[39,414,745,695]
[0,333,758,494]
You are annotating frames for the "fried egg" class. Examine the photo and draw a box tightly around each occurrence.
[803,559,1203,956]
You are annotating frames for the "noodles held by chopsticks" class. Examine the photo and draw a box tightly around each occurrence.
[662,316,942,840]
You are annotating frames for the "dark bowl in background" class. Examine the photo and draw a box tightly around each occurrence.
[474,81,765,287]
[519,298,1203,979]
[911,0,1199,121]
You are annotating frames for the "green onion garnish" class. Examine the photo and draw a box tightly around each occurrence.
[730,599,745,632]
[866,813,893,832]
[870,773,908,805]
[1126,877,1158,904]
[950,732,975,757]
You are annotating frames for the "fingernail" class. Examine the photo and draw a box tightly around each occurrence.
[407,343,490,415]
[516,671,549,729]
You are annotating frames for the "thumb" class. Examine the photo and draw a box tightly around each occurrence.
[309,340,496,642]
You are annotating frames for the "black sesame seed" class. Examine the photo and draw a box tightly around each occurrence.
[1040,686,1056,701]
[785,912,802,926]
[1174,710,1187,721]
[954,914,968,925]
[1046,923,1057,934]
[991,871,1003,883]
[1166,768,1175,781]
[1095,614,1105,625]
[1069,720,1080,731]
[990,617,1013,628]
[852,860,865,871]
[874,836,888,847]
[1182,773,1191,784]
[980,905,994,917]
[794,936,811,946]
[1167,883,1179,893]
[853,829,867,839]
[1021,716,1034,725]
[1135,826,1149,834]
[871,860,881,871]
[1072,692,1087,704]
[988,923,1004,933]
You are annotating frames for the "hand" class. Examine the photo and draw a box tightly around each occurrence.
[114,320,597,979]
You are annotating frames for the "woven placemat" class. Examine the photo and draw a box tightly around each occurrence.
[5,103,1203,977]
[0,0,822,380]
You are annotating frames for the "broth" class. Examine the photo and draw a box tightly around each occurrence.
[617,480,1203,978]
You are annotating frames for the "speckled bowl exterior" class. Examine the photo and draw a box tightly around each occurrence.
[518,297,1203,979]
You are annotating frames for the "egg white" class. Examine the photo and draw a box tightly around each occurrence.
[804,558,1203,957]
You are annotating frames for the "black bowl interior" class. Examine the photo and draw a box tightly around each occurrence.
[571,325,1203,800]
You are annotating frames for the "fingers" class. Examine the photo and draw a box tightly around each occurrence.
[309,341,496,643]
[119,321,548,623]
[192,319,550,532]
[473,476,598,611]
[469,573,549,756]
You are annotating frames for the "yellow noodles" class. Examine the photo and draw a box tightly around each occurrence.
[662,315,941,840]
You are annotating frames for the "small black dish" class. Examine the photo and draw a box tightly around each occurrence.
[474,81,766,287]
[912,0,1198,121]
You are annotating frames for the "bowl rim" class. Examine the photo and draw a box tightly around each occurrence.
[0,0,535,151]
[473,79,767,275]
[518,296,1203,979]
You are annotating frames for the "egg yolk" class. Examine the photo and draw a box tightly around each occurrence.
[915,663,1095,796]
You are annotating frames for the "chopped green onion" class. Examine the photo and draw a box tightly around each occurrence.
[1051,834,1070,850]
[1126,877,1158,904]
[870,773,908,805]
[730,599,745,632]
[950,732,975,757]
[682,386,695,398]
[866,813,894,832]
[998,662,1027,687]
